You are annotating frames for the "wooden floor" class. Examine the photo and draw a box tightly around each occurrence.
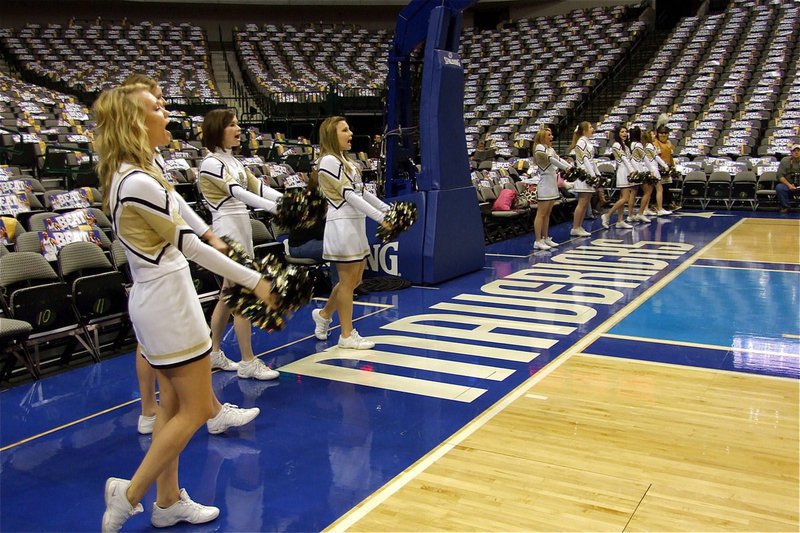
[329,217,800,532]
[336,355,799,532]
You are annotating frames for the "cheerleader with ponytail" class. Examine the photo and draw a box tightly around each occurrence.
[568,122,598,237]
[601,125,636,229]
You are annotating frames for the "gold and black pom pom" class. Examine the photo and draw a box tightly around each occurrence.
[640,171,659,185]
[563,167,592,183]
[376,201,418,244]
[273,187,326,229]
[628,171,645,185]
[220,237,316,331]
[668,166,684,181]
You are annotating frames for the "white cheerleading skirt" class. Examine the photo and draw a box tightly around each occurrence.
[573,179,595,194]
[536,173,559,201]
[129,266,211,368]
[616,166,633,188]
[323,216,370,262]
[213,212,254,256]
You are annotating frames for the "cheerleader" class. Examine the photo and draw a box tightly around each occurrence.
[311,116,390,349]
[531,126,572,250]
[629,127,652,223]
[642,128,672,216]
[199,109,283,380]
[568,121,599,237]
[602,125,636,229]
[122,75,259,436]
[96,84,277,532]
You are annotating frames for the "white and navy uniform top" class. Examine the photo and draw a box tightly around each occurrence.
[317,154,388,262]
[534,143,571,201]
[630,141,647,177]
[198,149,282,256]
[574,136,601,193]
[110,161,261,367]
[612,141,636,188]
[644,142,667,180]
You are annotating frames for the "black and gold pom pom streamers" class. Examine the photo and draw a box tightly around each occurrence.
[376,201,418,244]
[640,171,660,185]
[220,237,315,331]
[562,167,592,183]
[273,187,326,229]
[668,166,685,182]
[627,171,645,185]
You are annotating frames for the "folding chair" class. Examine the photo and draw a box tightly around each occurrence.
[730,170,757,210]
[681,170,707,208]
[0,317,38,381]
[0,252,98,373]
[706,171,732,209]
[58,241,132,356]
[755,171,777,210]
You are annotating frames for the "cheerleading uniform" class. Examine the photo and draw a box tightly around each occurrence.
[534,143,571,201]
[154,152,210,237]
[612,141,636,188]
[110,162,261,368]
[574,136,600,194]
[317,154,387,262]
[630,141,647,175]
[644,142,667,180]
[198,149,282,256]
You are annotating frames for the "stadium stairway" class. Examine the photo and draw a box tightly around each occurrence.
[563,26,674,142]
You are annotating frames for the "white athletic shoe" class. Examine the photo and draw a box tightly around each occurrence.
[643,208,657,216]
[210,350,238,372]
[337,329,375,350]
[151,488,219,528]
[636,214,652,223]
[206,403,260,434]
[137,414,156,435]
[656,209,673,216]
[237,358,279,381]
[533,239,552,251]
[544,237,559,248]
[102,478,143,533]
[601,213,610,228]
[570,228,591,237]
[312,309,331,340]
[616,221,633,229]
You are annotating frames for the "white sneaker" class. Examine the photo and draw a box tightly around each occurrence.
[337,329,375,350]
[533,239,552,251]
[544,237,559,248]
[237,358,279,381]
[151,488,219,528]
[312,308,331,340]
[656,209,672,216]
[102,478,143,533]
[626,216,637,224]
[601,213,610,228]
[206,403,260,434]
[570,228,591,237]
[636,214,652,223]
[210,350,238,372]
[137,414,156,435]
[616,221,633,229]
[643,208,657,216]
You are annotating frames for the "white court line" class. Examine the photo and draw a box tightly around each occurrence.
[327,218,748,532]
[410,285,440,290]
[312,297,393,309]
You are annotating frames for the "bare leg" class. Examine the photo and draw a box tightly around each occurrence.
[135,345,157,417]
[639,184,653,215]
[124,356,216,507]
[209,296,232,354]
[655,182,664,211]
[327,261,363,338]
[572,193,592,230]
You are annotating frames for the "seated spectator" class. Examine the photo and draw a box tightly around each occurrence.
[776,143,800,214]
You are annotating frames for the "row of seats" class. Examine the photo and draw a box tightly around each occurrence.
[596,2,799,158]
[0,20,219,102]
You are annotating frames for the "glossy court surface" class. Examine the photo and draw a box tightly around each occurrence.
[1,211,798,532]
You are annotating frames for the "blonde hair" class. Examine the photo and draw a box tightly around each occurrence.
[122,73,158,92]
[533,126,551,147]
[318,116,350,168]
[569,121,592,151]
[93,84,161,212]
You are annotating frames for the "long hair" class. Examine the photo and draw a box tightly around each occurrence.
[629,126,642,144]
[93,84,160,212]
[569,121,591,151]
[318,116,349,166]
[533,126,551,147]
[202,108,236,153]
[613,125,629,148]
[644,128,657,145]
